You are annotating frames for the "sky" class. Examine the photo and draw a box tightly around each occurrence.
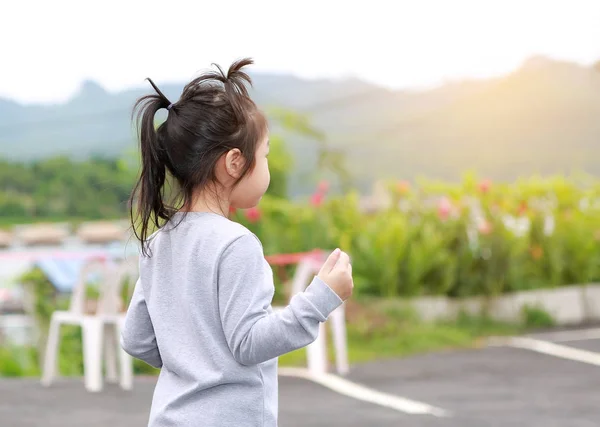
[2,0,600,104]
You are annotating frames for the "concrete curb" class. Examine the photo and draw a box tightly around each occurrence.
[404,284,600,325]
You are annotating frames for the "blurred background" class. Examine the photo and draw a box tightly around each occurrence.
[1,1,600,426]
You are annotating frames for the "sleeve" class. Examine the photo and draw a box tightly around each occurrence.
[218,234,343,366]
[120,277,163,369]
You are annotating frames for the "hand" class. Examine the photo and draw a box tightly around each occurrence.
[317,248,354,301]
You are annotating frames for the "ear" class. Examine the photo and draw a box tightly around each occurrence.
[224,148,245,179]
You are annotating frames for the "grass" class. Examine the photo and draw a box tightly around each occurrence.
[0,346,40,377]
[0,299,526,376]
[278,301,523,367]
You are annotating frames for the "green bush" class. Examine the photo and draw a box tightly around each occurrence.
[521,305,555,329]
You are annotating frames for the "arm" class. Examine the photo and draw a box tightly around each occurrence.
[120,277,163,369]
[218,234,343,366]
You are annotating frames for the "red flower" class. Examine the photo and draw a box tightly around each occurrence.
[229,206,237,215]
[245,207,261,223]
[478,179,492,193]
[317,180,330,193]
[310,192,324,207]
[397,180,410,195]
[437,197,452,220]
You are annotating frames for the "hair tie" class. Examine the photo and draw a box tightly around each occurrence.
[167,103,174,111]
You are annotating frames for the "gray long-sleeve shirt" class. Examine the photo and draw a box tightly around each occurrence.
[120,211,343,427]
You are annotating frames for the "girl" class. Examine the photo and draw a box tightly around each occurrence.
[121,58,354,427]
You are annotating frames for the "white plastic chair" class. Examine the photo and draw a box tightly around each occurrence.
[41,257,136,392]
[273,253,349,376]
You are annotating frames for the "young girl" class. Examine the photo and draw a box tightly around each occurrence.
[120,58,354,427]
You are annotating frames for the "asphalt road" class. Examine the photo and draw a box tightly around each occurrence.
[2,338,600,426]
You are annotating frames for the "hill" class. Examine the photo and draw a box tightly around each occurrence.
[1,56,599,195]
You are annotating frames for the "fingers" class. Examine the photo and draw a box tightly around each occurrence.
[321,248,341,273]
[336,251,350,269]
[347,263,352,275]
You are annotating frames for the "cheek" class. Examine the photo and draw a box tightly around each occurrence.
[263,162,271,187]
[238,163,268,199]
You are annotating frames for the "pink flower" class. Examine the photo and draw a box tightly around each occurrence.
[245,207,261,223]
[437,197,452,220]
[478,179,492,193]
[478,220,493,235]
[317,180,330,193]
[229,206,237,215]
[310,192,324,207]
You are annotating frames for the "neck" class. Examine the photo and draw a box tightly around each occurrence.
[182,185,230,216]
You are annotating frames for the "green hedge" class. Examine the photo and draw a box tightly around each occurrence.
[234,173,600,298]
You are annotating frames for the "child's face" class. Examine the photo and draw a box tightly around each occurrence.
[230,134,270,209]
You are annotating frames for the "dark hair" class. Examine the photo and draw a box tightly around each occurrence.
[129,58,267,256]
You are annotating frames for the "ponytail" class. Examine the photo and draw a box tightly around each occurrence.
[182,58,257,126]
[215,58,254,123]
[130,78,175,256]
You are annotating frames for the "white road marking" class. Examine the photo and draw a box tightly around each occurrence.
[278,367,450,417]
[527,328,600,343]
[492,336,600,367]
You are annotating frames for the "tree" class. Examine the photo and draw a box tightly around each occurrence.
[267,107,352,193]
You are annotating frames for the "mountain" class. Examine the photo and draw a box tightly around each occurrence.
[1,56,599,195]
[345,56,600,182]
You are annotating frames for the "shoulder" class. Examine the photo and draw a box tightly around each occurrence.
[222,227,264,257]
[217,231,270,280]
[215,220,266,266]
